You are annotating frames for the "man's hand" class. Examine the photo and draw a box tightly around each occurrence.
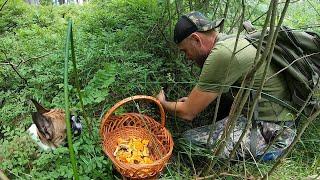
[157,89,187,103]
[177,97,188,102]
[156,89,166,104]
[156,87,218,121]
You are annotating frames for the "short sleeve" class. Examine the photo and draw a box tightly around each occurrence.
[196,43,250,93]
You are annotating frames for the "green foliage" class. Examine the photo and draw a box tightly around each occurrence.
[0,0,31,34]
[284,1,320,33]
[81,63,116,106]
[0,0,188,178]
[0,123,113,179]
[0,0,319,179]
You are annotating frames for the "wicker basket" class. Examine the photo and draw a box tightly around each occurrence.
[100,95,174,179]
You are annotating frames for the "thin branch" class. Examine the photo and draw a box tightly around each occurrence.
[212,0,250,158]
[306,0,320,17]
[252,24,320,30]
[205,1,247,175]
[230,0,291,161]
[252,11,267,24]
[263,108,320,179]
[295,24,320,29]
[251,0,300,24]
[227,7,241,34]
[0,0,9,12]
[267,53,320,81]
[206,94,221,145]
[219,0,230,33]
[174,0,182,18]
[0,62,17,66]
[247,0,262,20]
[1,61,28,84]
[211,0,221,20]
[17,52,52,67]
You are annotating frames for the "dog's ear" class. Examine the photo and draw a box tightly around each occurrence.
[31,99,49,114]
[32,112,54,140]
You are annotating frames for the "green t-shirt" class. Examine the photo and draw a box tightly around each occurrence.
[196,35,295,121]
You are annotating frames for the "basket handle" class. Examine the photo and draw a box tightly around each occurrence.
[100,95,166,133]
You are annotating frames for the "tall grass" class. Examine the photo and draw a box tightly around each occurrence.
[64,20,79,180]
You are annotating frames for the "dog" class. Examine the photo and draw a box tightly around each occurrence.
[28,99,82,150]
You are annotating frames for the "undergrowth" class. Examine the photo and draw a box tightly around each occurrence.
[0,0,319,179]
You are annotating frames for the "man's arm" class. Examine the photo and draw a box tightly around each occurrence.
[157,87,218,121]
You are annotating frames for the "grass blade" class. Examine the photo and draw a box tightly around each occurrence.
[64,20,79,180]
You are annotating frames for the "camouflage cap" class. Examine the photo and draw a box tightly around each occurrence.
[174,11,224,44]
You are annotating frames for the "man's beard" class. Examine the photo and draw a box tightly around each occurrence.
[195,52,209,68]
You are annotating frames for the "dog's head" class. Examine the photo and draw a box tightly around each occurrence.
[30,99,82,149]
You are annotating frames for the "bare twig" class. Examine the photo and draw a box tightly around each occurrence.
[17,52,52,67]
[247,0,262,20]
[0,62,17,66]
[0,50,50,85]
[219,0,230,33]
[263,108,320,179]
[227,8,241,34]
[0,0,9,12]
[211,0,221,20]
[212,0,250,159]
[306,0,320,17]
[174,0,183,18]
[206,94,221,145]
[230,0,291,162]
[252,11,268,24]
[295,24,320,29]
[203,1,247,176]
[267,52,320,81]
[1,61,28,85]
[188,0,193,11]
[251,0,300,24]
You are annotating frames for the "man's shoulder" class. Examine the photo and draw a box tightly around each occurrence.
[203,33,258,77]
[216,33,238,42]
[212,33,257,58]
[216,34,250,47]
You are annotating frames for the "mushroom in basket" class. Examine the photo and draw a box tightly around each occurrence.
[114,137,154,164]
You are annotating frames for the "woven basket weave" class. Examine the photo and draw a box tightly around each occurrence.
[100,95,174,179]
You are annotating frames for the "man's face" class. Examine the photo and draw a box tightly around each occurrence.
[177,35,208,67]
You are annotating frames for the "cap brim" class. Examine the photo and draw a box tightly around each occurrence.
[197,18,225,32]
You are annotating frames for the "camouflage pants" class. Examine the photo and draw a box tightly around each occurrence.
[182,116,296,160]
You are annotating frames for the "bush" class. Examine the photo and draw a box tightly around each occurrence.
[0,0,193,178]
